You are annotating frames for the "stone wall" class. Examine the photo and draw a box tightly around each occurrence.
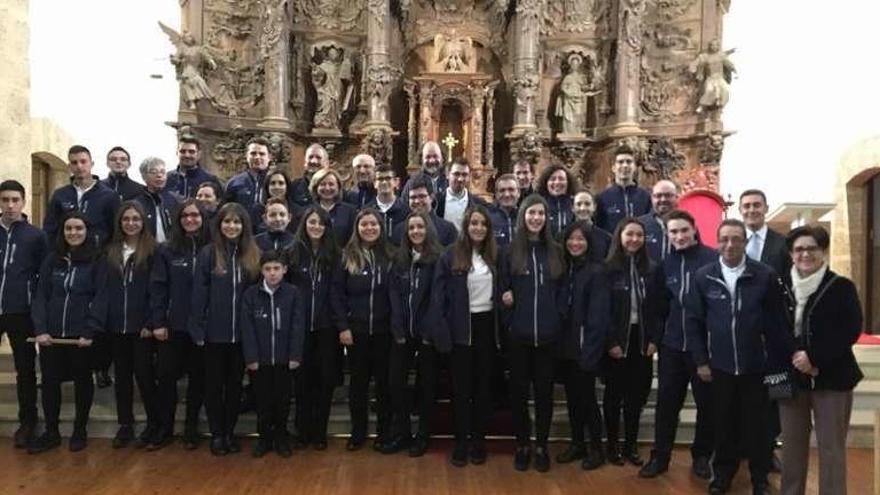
[0,0,32,214]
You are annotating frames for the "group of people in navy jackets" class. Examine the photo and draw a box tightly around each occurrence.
[0,136,862,495]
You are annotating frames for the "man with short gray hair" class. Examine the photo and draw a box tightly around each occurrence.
[344,154,377,208]
[291,143,330,207]
[135,157,180,243]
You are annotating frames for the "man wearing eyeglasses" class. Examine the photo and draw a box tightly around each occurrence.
[391,176,456,247]
[364,165,408,238]
[435,157,487,233]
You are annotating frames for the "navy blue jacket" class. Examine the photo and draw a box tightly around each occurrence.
[287,241,335,333]
[317,201,357,247]
[606,259,665,356]
[366,197,409,240]
[389,256,438,342]
[0,217,48,315]
[225,170,267,212]
[392,212,457,247]
[330,250,392,335]
[166,165,220,199]
[240,281,305,366]
[639,212,671,263]
[43,177,121,247]
[686,258,787,375]
[432,248,500,352]
[103,255,153,334]
[488,205,517,248]
[189,244,257,344]
[135,189,181,240]
[150,241,200,333]
[344,184,377,209]
[773,270,863,391]
[586,225,612,262]
[543,194,575,236]
[500,242,568,347]
[657,242,717,351]
[288,176,312,207]
[562,259,610,372]
[31,252,107,338]
[102,173,145,202]
[251,200,305,235]
[595,183,652,233]
[255,230,296,252]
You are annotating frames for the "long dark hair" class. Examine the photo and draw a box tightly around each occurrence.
[343,208,394,274]
[451,205,497,274]
[53,211,99,263]
[210,202,260,278]
[168,198,209,253]
[394,211,442,269]
[106,200,156,272]
[562,220,593,267]
[605,216,650,274]
[509,194,565,279]
[262,169,291,204]
[291,206,339,271]
[535,164,579,197]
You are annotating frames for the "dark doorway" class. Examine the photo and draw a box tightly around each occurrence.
[868,174,880,334]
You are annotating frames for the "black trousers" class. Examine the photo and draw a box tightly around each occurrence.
[389,337,439,440]
[204,343,243,437]
[91,331,112,374]
[294,328,340,442]
[451,312,494,445]
[155,330,205,436]
[603,325,653,446]
[111,333,159,427]
[0,314,37,426]
[652,344,713,461]
[711,370,771,487]
[255,365,292,441]
[347,324,391,439]
[509,337,556,447]
[558,358,603,446]
[39,344,94,432]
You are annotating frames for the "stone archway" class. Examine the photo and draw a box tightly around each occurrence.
[30,151,68,228]
[831,136,880,333]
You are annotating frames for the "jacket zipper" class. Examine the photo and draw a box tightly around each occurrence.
[269,290,276,365]
[679,255,687,351]
[122,260,130,333]
[407,263,418,338]
[231,247,239,343]
[368,251,375,336]
[0,227,13,314]
[532,247,539,346]
[706,274,739,374]
[309,259,318,333]
[62,261,76,338]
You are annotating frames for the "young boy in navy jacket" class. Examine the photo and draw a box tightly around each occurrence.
[254,198,296,251]
[241,250,304,458]
[0,180,48,448]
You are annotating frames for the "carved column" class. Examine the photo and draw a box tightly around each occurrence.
[485,82,498,171]
[417,81,434,149]
[364,0,398,128]
[403,80,418,168]
[610,0,647,136]
[259,1,291,129]
[510,0,543,134]
[470,83,485,167]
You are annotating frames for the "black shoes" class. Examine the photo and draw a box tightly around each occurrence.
[210,435,228,456]
[468,442,487,465]
[146,430,174,451]
[27,431,61,454]
[622,443,644,466]
[182,429,200,450]
[534,446,551,472]
[112,424,134,449]
[606,442,624,466]
[582,443,606,471]
[226,435,241,453]
[313,438,328,451]
[13,423,35,449]
[408,435,429,457]
[451,442,468,467]
[692,455,712,480]
[708,479,730,495]
[95,370,113,389]
[378,435,411,455]
[638,452,669,478]
[513,445,532,472]
[69,429,88,452]
[555,443,586,464]
[346,434,366,451]
[253,438,271,458]
[275,437,293,458]
[133,424,158,449]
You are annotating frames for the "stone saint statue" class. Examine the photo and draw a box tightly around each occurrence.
[311,46,353,129]
[555,54,594,135]
[689,40,736,113]
[434,29,473,72]
[159,22,217,110]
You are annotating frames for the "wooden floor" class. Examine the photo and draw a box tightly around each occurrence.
[0,438,872,495]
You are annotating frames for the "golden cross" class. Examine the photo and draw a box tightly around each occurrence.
[441,132,460,163]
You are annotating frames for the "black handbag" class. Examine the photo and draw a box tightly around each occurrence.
[763,371,795,400]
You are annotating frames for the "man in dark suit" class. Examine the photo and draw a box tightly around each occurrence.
[739,188,790,473]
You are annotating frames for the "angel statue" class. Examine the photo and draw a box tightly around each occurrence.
[159,22,217,110]
[434,29,473,72]
[689,39,736,114]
